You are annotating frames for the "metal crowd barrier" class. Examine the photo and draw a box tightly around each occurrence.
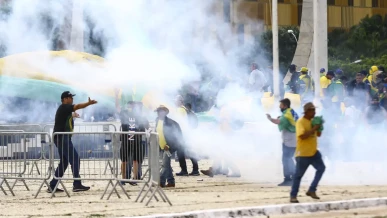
[136,132,171,206]
[0,123,170,206]
[42,123,118,175]
[0,124,43,132]
[0,132,51,198]
[106,132,150,200]
[49,131,171,205]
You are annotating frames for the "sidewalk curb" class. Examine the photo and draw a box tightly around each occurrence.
[127,197,387,218]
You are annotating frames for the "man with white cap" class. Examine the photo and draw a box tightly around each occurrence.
[248,63,267,102]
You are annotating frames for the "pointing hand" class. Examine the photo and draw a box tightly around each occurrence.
[88,97,98,105]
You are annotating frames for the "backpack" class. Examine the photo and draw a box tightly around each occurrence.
[185,108,198,129]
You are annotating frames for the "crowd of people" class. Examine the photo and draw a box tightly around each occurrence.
[46,62,387,202]
[248,61,387,128]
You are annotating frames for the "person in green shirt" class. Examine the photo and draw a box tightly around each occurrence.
[267,98,299,186]
[327,75,347,116]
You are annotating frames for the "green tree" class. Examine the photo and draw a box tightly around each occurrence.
[260,26,299,75]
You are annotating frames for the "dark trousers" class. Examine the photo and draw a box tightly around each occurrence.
[282,144,296,180]
[160,151,175,186]
[177,148,199,173]
[50,136,81,188]
[290,151,326,198]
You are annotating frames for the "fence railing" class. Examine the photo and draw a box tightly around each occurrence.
[0,132,51,197]
[0,123,171,206]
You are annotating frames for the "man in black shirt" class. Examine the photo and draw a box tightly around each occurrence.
[287,64,300,94]
[347,73,369,110]
[48,91,97,193]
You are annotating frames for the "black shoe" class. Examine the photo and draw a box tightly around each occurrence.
[73,184,90,192]
[278,180,293,186]
[176,171,189,176]
[189,171,200,176]
[128,182,138,186]
[46,187,64,193]
[290,197,299,203]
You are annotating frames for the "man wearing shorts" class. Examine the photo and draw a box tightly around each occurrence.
[116,98,149,184]
[48,91,97,193]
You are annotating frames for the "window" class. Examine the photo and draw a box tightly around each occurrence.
[237,24,244,45]
[223,0,231,23]
[328,0,335,5]
[372,0,379,7]
[348,0,354,6]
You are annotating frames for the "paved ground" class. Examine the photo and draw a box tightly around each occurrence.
[272,206,387,218]
[1,159,387,218]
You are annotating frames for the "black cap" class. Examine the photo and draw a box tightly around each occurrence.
[61,91,76,99]
[326,71,335,77]
[360,70,368,76]
[289,64,296,71]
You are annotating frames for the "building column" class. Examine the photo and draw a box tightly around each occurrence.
[69,0,84,52]
[283,0,313,85]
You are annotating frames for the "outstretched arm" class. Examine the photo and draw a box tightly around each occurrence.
[73,97,97,111]
[266,114,280,124]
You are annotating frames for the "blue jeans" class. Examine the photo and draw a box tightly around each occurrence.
[290,151,326,198]
[160,151,175,186]
[282,144,296,180]
[50,136,81,187]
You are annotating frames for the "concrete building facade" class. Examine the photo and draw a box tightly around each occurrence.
[222,0,387,41]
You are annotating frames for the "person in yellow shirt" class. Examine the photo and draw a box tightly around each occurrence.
[290,102,326,203]
[155,105,184,188]
[320,71,334,99]
[367,65,380,96]
[175,95,188,117]
[298,67,314,104]
[319,68,326,78]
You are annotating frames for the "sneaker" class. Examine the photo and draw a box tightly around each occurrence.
[73,184,90,192]
[159,184,165,188]
[306,191,320,199]
[290,197,299,203]
[278,180,293,186]
[128,182,138,186]
[46,187,64,193]
[175,171,189,176]
[189,171,200,176]
[200,169,214,177]
[165,183,175,188]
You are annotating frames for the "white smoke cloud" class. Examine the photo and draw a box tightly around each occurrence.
[2,0,386,187]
